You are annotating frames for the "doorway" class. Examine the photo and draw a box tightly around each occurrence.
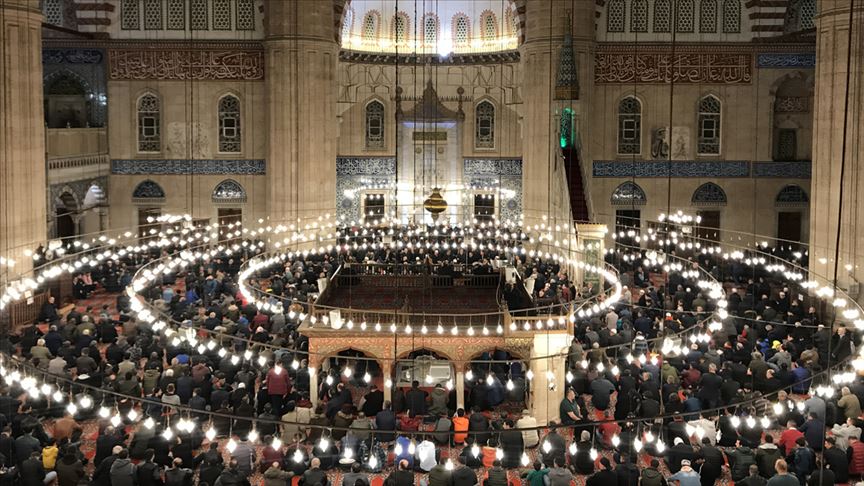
[777,211,802,243]
[696,210,721,242]
[218,208,242,242]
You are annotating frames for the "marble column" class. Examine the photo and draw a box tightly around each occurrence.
[382,361,393,404]
[264,2,337,225]
[309,369,319,407]
[529,332,571,425]
[455,371,465,409]
[0,0,47,274]
[809,2,864,301]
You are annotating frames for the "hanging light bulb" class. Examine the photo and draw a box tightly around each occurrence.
[248,429,259,443]
[127,409,138,422]
[110,414,122,428]
[495,448,504,460]
[408,440,416,455]
[568,442,577,455]
[633,438,643,452]
[98,406,110,418]
[645,431,655,443]
[486,374,494,386]
[565,370,574,382]
[226,438,237,453]
[611,435,620,447]
[344,448,354,460]
[395,443,404,456]
[326,375,334,386]
[520,452,530,467]
[465,370,474,381]
[65,403,78,416]
[385,378,393,388]
[271,437,282,450]
[343,367,353,378]
[53,390,64,403]
[79,396,93,409]
[143,417,155,430]
[471,443,480,458]
[363,372,372,383]
[162,428,174,440]
[745,417,756,429]
[445,459,454,471]
[542,441,552,453]
[589,448,598,460]
[205,426,216,441]
[293,449,304,463]
[655,441,666,454]
[318,437,330,451]
[506,379,514,390]
[526,370,534,380]
[730,416,741,428]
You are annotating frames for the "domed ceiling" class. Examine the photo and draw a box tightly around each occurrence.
[341,0,520,55]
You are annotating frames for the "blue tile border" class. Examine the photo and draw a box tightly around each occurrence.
[111,159,266,175]
[752,161,811,178]
[592,160,751,178]
[756,53,816,69]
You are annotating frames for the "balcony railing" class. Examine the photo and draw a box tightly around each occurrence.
[47,153,109,171]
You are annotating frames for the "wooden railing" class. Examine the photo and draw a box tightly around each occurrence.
[4,291,49,330]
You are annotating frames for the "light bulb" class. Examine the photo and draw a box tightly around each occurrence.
[568,442,577,455]
[226,438,237,453]
[293,449,303,463]
[272,437,282,450]
[466,370,473,381]
[344,448,354,460]
[408,441,416,455]
[364,372,372,383]
[486,374,494,386]
[318,438,330,451]
[368,455,378,469]
[98,406,110,418]
[471,444,480,457]
[395,443,404,456]
[633,439,643,452]
[542,441,552,453]
[162,428,174,440]
[506,379,514,390]
[205,427,216,440]
[248,429,259,443]
[66,403,78,416]
[589,448,598,460]
[144,417,155,429]
[110,414,122,428]
[127,409,138,421]
[655,441,665,454]
[611,435,620,447]
[521,452,530,466]
[79,396,93,409]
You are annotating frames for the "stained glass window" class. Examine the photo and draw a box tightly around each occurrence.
[631,0,648,32]
[692,183,727,206]
[133,180,165,199]
[654,0,671,32]
[392,13,408,45]
[137,94,160,153]
[618,97,641,155]
[424,15,438,45]
[218,95,241,153]
[236,0,255,30]
[213,0,231,30]
[700,0,717,33]
[121,0,140,30]
[475,101,495,149]
[697,95,721,155]
[607,0,625,33]
[722,0,741,33]
[454,15,470,46]
[676,0,695,32]
[482,12,497,40]
[190,0,208,30]
[167,0,185,29]
[611,182,647,206]
[365,101,385,149]
[212,180,247,203]
[776,185,809,206]
[144,0,162,30]
[362,12,379,41]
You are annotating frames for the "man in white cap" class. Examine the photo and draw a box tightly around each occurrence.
[667,459,700,486]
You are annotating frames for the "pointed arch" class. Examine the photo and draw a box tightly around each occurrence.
[611,182,647,206]
[480,10,498,41]
[697,94,722,155]
[217,93,241,153]
[607,0,625,32]
[631,0,649,32]
[654,0,672,32]
[361,10,381,42]
[452,13,470,47]
[132,180,166,203]
[475,100,495,149]
[700,0,718,33]
[423,13,439,46]
[391,11,410,45]
[722,0,742,32]
[775,184,809,207]
[692,182,727,206]
[676,0,695,32]
[365,99,385,149]
[212,179,247,203]
[617,96,642,155]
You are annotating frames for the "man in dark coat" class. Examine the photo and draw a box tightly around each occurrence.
[697,437,725,486]
[404,381,428,417]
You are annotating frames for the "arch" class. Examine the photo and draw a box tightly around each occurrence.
[700,0,718,33]
[697,94,721,155]
[775,184,809,207]
[341,6,354,42]
[451,13,470,47]
[361,10,381,42]
[676,0,695,32]
[55,189,80,212]
[692,182,727,206]
[423,13,439,46]
[654,0,672,32]
[631,0,649,32]
[617,96,642,155]
[722,0,741,32]
[44,69,90,96]
[475,99,495,149]
[217,93,242,153]
[607,0,625,32]
[611,181,647,206]
[396,347,454,363]
[212,179,247,203]
[132,180,166,201]
[479,10,498,41]
[365,99,385,149]
[390,11,410,45]
[768,71,815,97]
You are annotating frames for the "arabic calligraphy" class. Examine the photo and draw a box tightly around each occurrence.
[109,49,265,80]
[595,52,752,84]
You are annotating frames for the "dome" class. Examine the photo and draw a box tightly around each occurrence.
[341,0,519,55]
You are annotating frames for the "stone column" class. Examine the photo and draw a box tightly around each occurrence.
[264,2,338,225]
[529,332,571,425]
[455,370,465,409]
[520,0,595,229]
[382,361,393,404]
[309,369,319,408]
[809,2,864,301]
[0,0,47,274]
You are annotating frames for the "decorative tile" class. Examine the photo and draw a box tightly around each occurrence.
[336,157,396,175]
[752,161,811,178]
[43,49,104,65]
[463,158,523,176]
[111,159,266,175]
[592,160,750,177]
[756,53,815,68]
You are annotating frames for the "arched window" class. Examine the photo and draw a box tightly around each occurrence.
[481,11,498,40]
[607,0,625,32]
[475,101,495,149]
[236,0,255,30]
[132,180,166,201]
[722,0,741,32]
[506,8,519,36]
[631,0,648,32]
[676,0,695,32]
[121,0,140,29]
[167,0,185,29]
[218,95,241,153]
[365,100,385,149]
[137,93,160,153]
[654,0,671,32]
[423,14,439,45]
[700,0,717,32]
[776,185,809,207]
[611,182,647,206]
[453,14,470,46]
[692,183,727,206]
[697,95,721,155]
[362,12,380,41]
[618,97,642,155]
[212,179,247,203]
[392,12,409,45]
[341,7,354,41]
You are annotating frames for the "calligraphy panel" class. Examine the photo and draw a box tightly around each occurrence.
[109,49,264,80]
[595,52,752,84]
